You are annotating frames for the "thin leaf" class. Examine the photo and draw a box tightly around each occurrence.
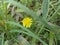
[42,0,49,19]
[1,33,4,45]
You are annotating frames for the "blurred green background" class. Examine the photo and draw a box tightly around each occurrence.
[0,0,60,45]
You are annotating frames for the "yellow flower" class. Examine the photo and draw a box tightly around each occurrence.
[21,17,33,28]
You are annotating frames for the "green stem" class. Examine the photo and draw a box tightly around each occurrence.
[49,32,54,45]
[1,33,4,45]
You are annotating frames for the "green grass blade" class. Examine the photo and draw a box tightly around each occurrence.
[1,33,4,45]
[6,21,48,45]
[49,32,54,45]
[42,0,49,19]
[6,0,40,20]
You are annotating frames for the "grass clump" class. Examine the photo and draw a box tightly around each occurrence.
[0,0,60,45]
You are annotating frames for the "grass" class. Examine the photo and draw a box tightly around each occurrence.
[0,0,60,45]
